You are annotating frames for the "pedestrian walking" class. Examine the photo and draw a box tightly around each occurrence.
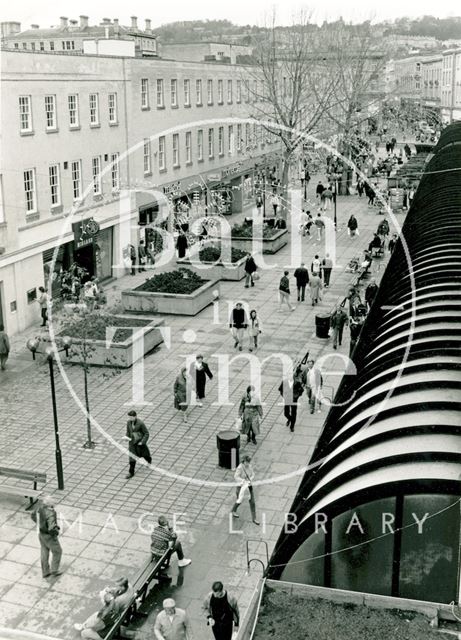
[0,324,10,371]
[388,233,398,253]
[314,213,325,241]
[83,281,97,311]
[357,179,365,198]
[150,516,191,568]
[238,385,262,445]
[303,360,323,414]
[229,302,248,351]
[293,263,309,302]
[244,254,257,288]
[255,193,263,214]
[189,354,213,406]
[174,367,192,423]
[321,254,333,288]
[349,315,365,356]
[321,185,333,211]
[278,372,304,432]
[278,271,295,311]
[124,410,152,479]
[231,456,259,524]
[311,254,321,276]
[365,278,379,311]
[309,273,323,306]
[31,495,62,578]
[377,218,390,240]
[128,243,137,275]
[248,309,262,352]
[176,232,189,259]
[270,193,280,216]
[74,591,118,639]
[330,306,348,349]
[203,581,240,640]
[408,187,415,209]
[138,240,147,272]
[347,214,359,237]
[154,599,193,640]
[37,286,49,327]
[315,181,325,202]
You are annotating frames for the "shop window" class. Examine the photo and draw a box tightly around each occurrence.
[399,494,459,603]
[27,288,37,304]
[280,528,325,586]
[331,498,395,596]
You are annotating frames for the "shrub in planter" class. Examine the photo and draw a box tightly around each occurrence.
[135,269,207,294]
[198,245,247,263]
[59,311,151,343]
[231,222,278,239]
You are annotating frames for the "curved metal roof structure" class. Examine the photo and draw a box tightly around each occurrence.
[268,123,461,601]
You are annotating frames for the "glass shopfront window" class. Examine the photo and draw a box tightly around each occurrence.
[94,227,113,281]
[331,498,396,596]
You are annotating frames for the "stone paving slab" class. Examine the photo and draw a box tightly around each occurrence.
[0,171,404,638]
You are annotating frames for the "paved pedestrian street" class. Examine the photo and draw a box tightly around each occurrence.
[0,184,406,639]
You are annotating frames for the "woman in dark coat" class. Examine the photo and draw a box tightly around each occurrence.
[174,367,191,423]
[176,232,189,259]
[189,355,213,405]
[347,215,358,237]
[239,385,263,445]
[244,254,257,288]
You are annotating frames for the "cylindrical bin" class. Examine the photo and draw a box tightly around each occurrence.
[315,313,331,339]
[217,430,240,470]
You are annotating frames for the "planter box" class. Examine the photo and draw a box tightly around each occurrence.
[44,315,165,369]
[231,229,288,254]
[176,255,247,281]
[121,279,220,316]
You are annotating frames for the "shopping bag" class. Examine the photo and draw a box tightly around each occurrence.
[234,417,243,432]
[252,272,260,281]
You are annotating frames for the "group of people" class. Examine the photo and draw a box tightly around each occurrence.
[278,254,333,310]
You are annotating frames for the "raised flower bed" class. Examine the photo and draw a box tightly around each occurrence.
[177,244,248,281]
[121,269,220,316]
[231,222,288,254]
[44,313,165,369]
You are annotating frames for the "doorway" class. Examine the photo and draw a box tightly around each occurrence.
[74,244,94,279]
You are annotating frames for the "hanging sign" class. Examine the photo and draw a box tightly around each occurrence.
[72,218,100,249]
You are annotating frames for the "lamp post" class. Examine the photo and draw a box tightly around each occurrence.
[26,337,71,490]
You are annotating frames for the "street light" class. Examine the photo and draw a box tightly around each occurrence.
[26,336,71,490]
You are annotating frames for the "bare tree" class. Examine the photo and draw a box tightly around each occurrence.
[245,12,337,216]
[313,22,388,193]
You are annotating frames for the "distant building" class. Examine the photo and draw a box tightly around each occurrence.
[421,54,442,111]
[385,34,438,51]
[161,42,253,64]
[0,15,158,57]
[440,48,461,123]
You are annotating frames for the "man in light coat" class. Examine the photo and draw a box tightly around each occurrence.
[154,598,193,640]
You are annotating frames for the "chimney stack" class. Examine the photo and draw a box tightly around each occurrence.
[60,16,68,28]
[69,20,78,26]
[145,19,152,33]
[79,15,89,28]
[102,18,111,24]
[31,24,39,29]
[113,18,119,27]
[131,16,138,30]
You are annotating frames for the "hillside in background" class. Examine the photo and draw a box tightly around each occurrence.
[155,16,461,43]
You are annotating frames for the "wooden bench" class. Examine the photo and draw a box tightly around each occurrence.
[103,549,172,640]
[0,467,46,510]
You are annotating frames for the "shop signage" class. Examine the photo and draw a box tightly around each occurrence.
[221,162,243,179]
[163,181,182,197]
[72,217,100,249]
[206,173,221,182]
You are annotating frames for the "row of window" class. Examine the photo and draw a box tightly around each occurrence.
[23,154,120,214]
[141,77,255,109]
[143,123,275,174]
[13,40,75,51]
[18,93,118,133]
[21,120,278,215]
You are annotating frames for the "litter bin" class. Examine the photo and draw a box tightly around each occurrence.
[217,430,240,470]
[315,313,330,339]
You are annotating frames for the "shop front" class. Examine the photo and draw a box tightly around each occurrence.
[43,217,113,298]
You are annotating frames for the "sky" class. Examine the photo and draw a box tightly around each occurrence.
[2,0,460,29]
